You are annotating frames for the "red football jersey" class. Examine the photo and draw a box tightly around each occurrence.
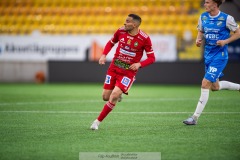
[102,27,155,92]
[110,26,154,65]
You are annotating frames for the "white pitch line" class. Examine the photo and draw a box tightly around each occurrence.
[0,100,102,106]
[0,111,239,114]
[0,97,236,106]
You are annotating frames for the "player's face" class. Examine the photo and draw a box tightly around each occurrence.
[124,17,135,31]
[204,0,218,12]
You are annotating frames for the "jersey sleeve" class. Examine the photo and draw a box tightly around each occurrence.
[226,15,239,32]
[102,29,120,55]
[197,15,203,32]
[140,37,155,67]
[144,37,154,54]
[102,41,115,55]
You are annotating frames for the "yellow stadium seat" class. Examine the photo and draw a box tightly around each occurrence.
[0,0,204,41]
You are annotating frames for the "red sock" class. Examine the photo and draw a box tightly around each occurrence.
[97,101,115,122]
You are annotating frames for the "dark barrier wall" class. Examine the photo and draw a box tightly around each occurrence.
[48,61,240,85]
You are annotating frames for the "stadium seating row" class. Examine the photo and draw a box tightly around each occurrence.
[0,14,199,37]
[0,0,202,8]
[0,0,202,34]
[0,23,198,37]
[0,6,193,16]
[0,14,199,26]
[0,0,203,60]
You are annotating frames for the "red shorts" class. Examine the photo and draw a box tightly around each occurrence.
[103,66,136,94]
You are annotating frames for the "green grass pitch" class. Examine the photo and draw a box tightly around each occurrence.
[0,83,239,160]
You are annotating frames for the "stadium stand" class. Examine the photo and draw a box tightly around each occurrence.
[0,0,201,35]
[1,0,238,60]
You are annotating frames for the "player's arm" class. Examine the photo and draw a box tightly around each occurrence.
[196,16,203,47]
[140,37,155,68]
[129,52,155,71]
[99,40,115,65]
[217,15,240,47]
[139,52,155,67]
[99,30,119,65]
[196,31,204,47]
[217,28,240,47]
[129,36,155,71]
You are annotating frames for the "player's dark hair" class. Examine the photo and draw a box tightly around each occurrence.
[128,14,141,25]
[212,0,225,7]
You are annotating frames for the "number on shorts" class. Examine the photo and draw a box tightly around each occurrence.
[105,75,111,84]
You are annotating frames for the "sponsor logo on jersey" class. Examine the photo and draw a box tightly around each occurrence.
[125,46,130,50]
[120,48,136,57]
[127,36,134,40]
[217,21,223,26]
[121,76,131,87]
[134,42,138,47]
[127,39,131,45]
[120,38,125,42]
[131,48,137,52]
[205,34,219,40]
[218,16,225,20]
[204,27,220,33]
[202,16,207,21]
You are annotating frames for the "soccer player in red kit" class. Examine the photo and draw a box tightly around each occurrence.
[90,14,155,130]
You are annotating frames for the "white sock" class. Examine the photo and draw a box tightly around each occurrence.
[193,88,209,119]
[219,81,240,90]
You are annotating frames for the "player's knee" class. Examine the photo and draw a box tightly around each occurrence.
[102,95,109,101]
[201,79,215,90]
[110,91,120,102]
[211,85,219,91]
[211,82,220,91]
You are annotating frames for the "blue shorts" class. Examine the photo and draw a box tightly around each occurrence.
[204,59,228,83]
